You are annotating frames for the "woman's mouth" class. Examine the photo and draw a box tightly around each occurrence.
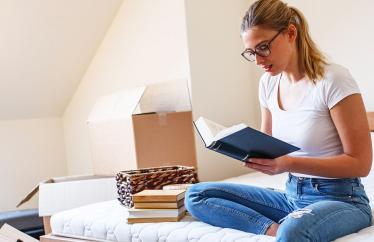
[262,64,273,72]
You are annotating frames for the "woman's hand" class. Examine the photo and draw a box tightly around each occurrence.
[244,156,292,175]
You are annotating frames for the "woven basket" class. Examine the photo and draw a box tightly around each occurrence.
[115,165,199,208]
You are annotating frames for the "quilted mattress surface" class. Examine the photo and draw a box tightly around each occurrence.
[51,172,374,242]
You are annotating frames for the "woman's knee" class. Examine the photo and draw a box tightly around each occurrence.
[276,223,306,242]
[185,182,210,202]
[276,217,314,242]
[184,182,216,215]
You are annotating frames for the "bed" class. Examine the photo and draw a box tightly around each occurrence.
[40,113,374,242]
[40,169,374,242]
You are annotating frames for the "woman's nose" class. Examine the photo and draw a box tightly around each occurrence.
[255,54,266,65]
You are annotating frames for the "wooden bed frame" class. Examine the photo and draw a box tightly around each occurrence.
[40,234,93,242]
[40,112,374,242]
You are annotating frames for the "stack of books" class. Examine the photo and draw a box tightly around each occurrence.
[127,189,186,223]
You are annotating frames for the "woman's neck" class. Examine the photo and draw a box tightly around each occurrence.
[283,47,305,84]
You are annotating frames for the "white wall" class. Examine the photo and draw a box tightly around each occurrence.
[63,0,190,175]
[185,0,261,181]
[63,0,261,181]
[63,0,374,181]
[0,0,123,120]
[0,118,67,212]
[0,0,122,213]
[286,0,374,109]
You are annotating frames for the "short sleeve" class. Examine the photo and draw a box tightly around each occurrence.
[258,74,268,108]
[323,65,360,109]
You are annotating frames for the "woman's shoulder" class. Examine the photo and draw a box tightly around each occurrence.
[316,63,357,90]
[317,63,360,109]
[323,63,352,81]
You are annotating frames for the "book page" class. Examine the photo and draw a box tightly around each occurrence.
[202,118,226,136]
[214,123,247,141]
[194,117,247,145]
[194,117,226,146]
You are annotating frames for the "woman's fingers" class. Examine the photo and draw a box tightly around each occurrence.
[244,161,282,175]
[244,162,274,173]
[246,158,273,166]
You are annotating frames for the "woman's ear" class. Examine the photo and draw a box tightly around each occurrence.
[287,24,298,43]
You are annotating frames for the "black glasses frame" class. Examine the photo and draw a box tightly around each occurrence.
[241,29,284,62]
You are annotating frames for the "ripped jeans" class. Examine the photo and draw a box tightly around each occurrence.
[185,173,372,242]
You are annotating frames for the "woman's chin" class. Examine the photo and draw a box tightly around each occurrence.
[267,69,281,76]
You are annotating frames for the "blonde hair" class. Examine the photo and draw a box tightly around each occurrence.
[240,0,327,82]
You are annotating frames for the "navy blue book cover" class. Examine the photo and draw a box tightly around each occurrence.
[194,123,299,162]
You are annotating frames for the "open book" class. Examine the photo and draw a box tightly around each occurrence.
[193,117,299,161]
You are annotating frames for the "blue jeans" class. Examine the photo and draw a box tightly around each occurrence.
[185,173,372,242]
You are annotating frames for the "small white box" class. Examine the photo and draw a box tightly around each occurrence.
[17,175,117,216]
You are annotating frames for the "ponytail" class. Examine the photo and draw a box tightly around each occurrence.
[289,7,327,81]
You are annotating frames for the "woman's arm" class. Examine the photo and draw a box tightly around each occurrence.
[260,106,272,136]
[287,94,372,177]
[246,94,373,178]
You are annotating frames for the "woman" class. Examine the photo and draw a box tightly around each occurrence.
[185,0,372,241]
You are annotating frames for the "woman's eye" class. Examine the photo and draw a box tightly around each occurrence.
[257,45,268,51]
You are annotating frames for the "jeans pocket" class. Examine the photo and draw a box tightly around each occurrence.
[311,179,354,198]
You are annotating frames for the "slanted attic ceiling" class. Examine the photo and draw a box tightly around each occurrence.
[0,0,123,120]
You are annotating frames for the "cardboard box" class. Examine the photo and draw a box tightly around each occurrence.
[18,175,117,216]
[17,175,117,234]
[0,223,39,242]
[87,80,197,175]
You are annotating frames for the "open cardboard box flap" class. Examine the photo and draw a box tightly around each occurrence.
[16,178,53,208]
[87,80,191,123]
[133,80,192,115]
[86,80,197,176]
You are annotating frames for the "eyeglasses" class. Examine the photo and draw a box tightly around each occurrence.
[241,29,284,62]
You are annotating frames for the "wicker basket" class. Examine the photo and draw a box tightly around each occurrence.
[115,165,199,207]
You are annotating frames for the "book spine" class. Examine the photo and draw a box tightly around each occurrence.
[209,141,248,162]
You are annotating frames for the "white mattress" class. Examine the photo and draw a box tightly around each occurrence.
[51,172,374,242]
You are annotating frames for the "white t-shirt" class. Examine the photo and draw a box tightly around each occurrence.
[259,63,360,178]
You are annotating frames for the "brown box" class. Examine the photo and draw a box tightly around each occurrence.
[87,80,197,175]
[132,111,196,168]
